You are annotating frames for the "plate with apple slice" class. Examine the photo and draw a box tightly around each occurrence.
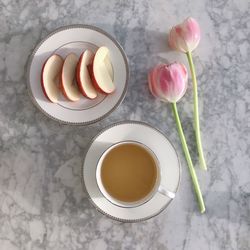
[27,25,129,125]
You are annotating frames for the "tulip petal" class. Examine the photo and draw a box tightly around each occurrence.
[168,17,201,53]
[148,63,188,103]
[148,69,159,98]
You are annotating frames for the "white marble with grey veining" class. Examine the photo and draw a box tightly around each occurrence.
[0,0,249,249]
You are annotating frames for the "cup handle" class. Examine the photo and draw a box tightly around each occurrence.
[158,185,176,199]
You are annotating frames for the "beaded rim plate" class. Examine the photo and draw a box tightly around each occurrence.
[27,25,129,125]
[82,121,181,222]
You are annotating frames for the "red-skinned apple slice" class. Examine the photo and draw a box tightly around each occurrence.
[41,54,63,103]
[76,50,97,99]
[91,46,115,94]
[61,53,81,102]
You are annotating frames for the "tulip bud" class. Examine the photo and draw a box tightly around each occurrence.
[168,17,201,53]
[148,63,188,103]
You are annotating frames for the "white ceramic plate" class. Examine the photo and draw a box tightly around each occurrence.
[82,121,181,222]
[27,25,129,125]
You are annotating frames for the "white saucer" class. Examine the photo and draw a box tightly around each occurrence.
[27,25,129,125]
[82,121,181,222]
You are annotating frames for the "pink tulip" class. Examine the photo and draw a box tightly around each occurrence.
[148,63,188,103]
[168,17,200,53]
[169,17,207,171]
[147,62,206,213]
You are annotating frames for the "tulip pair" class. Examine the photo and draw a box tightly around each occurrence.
[148,18,206,213]
[169,17,207,171]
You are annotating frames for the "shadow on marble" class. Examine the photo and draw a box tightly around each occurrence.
[145,29,172,53]
[92,22,171,55]
[81,140,113,197]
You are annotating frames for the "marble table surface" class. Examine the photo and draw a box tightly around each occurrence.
[0,0,249,249]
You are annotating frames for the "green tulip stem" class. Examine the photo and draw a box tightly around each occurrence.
[186,51,207,171]
[172,102,206,213]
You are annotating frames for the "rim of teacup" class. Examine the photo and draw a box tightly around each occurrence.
[95,140,161,208]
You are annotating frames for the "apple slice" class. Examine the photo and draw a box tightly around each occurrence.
[41,54,63,103]
[76,50,97,99]
[61,53,81,101]
[91,46,115,94]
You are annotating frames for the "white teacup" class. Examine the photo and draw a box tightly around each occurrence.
[96,141,175,208]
